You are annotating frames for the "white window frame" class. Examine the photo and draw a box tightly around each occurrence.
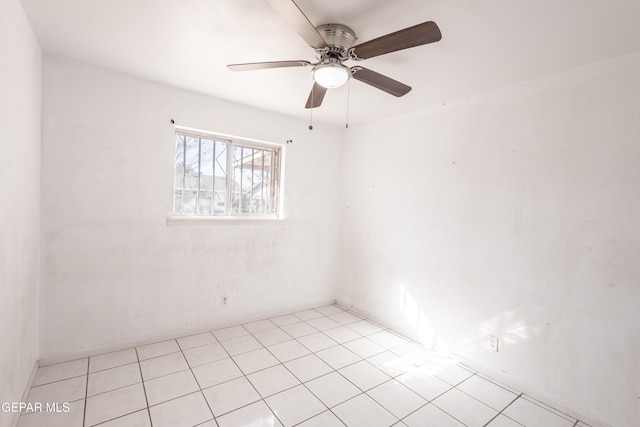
[170,126,284,221]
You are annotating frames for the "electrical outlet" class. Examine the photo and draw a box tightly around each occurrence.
[489,335,499,352]
[221,295,228,307]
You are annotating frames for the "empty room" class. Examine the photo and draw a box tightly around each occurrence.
[1,0,639,426]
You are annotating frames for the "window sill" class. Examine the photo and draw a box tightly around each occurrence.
[166,215,285,226]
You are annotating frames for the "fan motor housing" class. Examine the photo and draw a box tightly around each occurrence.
[316,24,357,50]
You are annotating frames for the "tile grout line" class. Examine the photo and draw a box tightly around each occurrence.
[520,393,580,423]
[285,341,401,425]
[135,347,154,427]
[175,339,218,427]
[217,334,286,426]
[450,372,526,419]
[396,377,458,424]
[264,343,347,426]
[481,393,524,427]
[82,358,89,427]
[396,370,510,427]
[258,334,334,424]
[247,308,367,425]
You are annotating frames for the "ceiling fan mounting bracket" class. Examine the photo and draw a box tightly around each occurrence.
[313,23,357,62]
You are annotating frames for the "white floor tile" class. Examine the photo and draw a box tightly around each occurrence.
[144,370,199,406]
[434,364,475,386]
[403,403,465,427]
[99,410,151,427]
[339,360,391,391]
[139,352,188,380]
[323,326,362,344]
[297,333,339,353]
[346,320,384,336]
[268,340,311,362]
[328,311,362,325]
[149,391,213,427]
[397,365,452,400]
[247,364,301,397]
[316,346,361,370]
[457,375,518,411]
[284,354,333,382]
[315,305,345,316]
[367,379,426,418]
[391,343,436,366]
[253,328,293,346]
[176,332,216,350]
[217,400,283,427]
[270,314,301,327]
[136,340,180,361]
[521,396,576,421]
[306,317,342,331]
[220,334,263,356]
[243,319,278,334]
[477,373,521,394]
[17,399,84,427]
[32,359,88,386]
[87,362,141,396]
[183,342,227,367]
[265,385,326,426]
[486,414,525,426]
[202,377,261,416]
[305,372,361,407]
[432,388,497,427]
[192,357,243,389]
[293,309,325,321]
[281,322,318,338]
[233,348,280,374]
[367,331,407,349]
[26,375,86,407]
[195,421,217,427]
[85,383,147,426]
[503,397,575,427]
[213,325,250,341]
[333,393,397,427]
[343,337,386,359]
[297,410,345,426]
[367,351,416,377]
[30,305,592,427]
[89,349,137,373]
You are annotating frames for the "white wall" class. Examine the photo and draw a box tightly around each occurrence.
[338,52,640,427]
[0,0,42,425]
[40,57,343,358]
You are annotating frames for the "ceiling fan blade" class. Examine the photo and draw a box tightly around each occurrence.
[351,21,441,60]
[351,67,411,97]
[227,60,311,71]
[305,83,327,108]
[265,0,327,49]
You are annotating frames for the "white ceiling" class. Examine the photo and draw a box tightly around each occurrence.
[21,0,640,126]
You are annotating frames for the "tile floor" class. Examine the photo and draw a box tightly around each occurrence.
[18,304,591,427]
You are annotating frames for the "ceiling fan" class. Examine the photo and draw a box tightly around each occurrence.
[227,0,442,109]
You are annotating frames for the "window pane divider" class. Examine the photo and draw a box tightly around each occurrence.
[172,129,283,219]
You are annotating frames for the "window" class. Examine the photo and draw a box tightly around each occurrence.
[173,129,283,218]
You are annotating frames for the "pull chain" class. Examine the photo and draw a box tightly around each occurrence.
[309,86,314,130]
[345,78,351,129]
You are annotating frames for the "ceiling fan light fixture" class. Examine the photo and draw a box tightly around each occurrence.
[313,63,350,89]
